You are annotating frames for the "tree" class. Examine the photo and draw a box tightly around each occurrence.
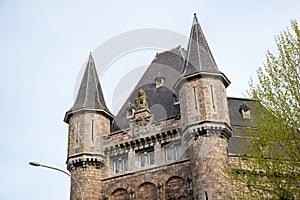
[231,20,300,200]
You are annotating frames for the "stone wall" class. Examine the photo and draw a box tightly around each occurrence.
[101,159,193,200]
[68,112,110,157]
[177,76,230,130]
[69,164,104,200]
[191,137,234,199]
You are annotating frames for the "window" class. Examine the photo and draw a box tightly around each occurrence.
[193,86,198,111]
[149,151,155,165]
[166,148,173,161]
[114,160,122,173]
[239,103,251,119]
[165,145,183,161]
[75,121,79,147]
[140,154,146,167]
[173,94,179,105]
[140,151,155,167]
[127,106,135,119]
[91,120,95,144]
[113,157,128,173]
[175,146,183,159]
[242,109,251,119]
[123,158,128,171]
[155,76,165,88]
[210,85,216,112]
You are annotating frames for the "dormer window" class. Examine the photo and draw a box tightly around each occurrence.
[173,94,179,105]
[155,74,165,88]
[239,103,251,119]
[127,104,135,119]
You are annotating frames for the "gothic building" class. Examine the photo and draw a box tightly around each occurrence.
[64,14,253,200]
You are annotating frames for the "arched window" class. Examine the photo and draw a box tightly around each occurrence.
[136,182,157,200]
[165,176,186,200]
[110,188,130,200]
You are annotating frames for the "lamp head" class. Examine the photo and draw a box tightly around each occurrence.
[29,161,41,167]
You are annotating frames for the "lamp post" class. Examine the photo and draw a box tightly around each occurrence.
[29,161,84,200]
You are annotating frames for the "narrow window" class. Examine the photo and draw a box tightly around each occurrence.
[149,151,155,165]
[75,121,79,147]
[114,160,121,173]
[91,120,94,142]
[140,154,146,167]
[123,158,128,171]
[193,87,198,111]
[166,147,173,161]
[210,85,216,111]
[175,146,183,159]
[205,191,209,200]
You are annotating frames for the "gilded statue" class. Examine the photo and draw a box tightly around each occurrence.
[135,89,148,109]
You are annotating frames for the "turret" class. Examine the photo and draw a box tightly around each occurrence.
[175,14,234,199]
[64,53,114,200]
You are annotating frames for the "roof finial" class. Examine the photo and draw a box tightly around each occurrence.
[88,51,94,64]
[193,13,199,25]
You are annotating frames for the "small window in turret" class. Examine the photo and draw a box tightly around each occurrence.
[75,121,79,147]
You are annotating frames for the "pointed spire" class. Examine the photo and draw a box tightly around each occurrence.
[65,52,113,122]
[182,14,219,75]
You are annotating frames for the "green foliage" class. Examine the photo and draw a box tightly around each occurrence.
[231,20,300,200]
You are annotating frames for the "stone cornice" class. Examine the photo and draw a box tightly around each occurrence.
[66,152,106,170]
[104,128,180,156]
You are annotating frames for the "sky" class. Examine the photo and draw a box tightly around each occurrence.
[0,1,299,199]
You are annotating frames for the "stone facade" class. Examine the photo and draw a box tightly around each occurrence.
[63,14,252,200]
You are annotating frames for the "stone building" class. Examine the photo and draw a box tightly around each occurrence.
[64,14,253,200]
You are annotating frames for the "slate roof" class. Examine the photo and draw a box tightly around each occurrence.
[65,15,259,155]
[110,52,258,154]
[111,47,185,131]
[182,14,219,75]
[65,53,113,122]
[109,15,260,155]
[227,97,257,154]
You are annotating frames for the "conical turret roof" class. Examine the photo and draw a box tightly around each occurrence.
[64,53,113,122]
[182,14,219,75]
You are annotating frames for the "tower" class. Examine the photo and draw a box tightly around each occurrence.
[64,53,114,200]
[175,14,233,199]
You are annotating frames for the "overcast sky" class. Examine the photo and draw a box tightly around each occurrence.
[0,1,299,200]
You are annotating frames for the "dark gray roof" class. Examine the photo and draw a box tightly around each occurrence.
[182,14,219,75]
[227,97,258,154]
[109,15,259,155]
[65,53,113,122]
[111,47,184,131]
[227,97,257,130]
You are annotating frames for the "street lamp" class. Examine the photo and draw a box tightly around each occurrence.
[29,161,84,200]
